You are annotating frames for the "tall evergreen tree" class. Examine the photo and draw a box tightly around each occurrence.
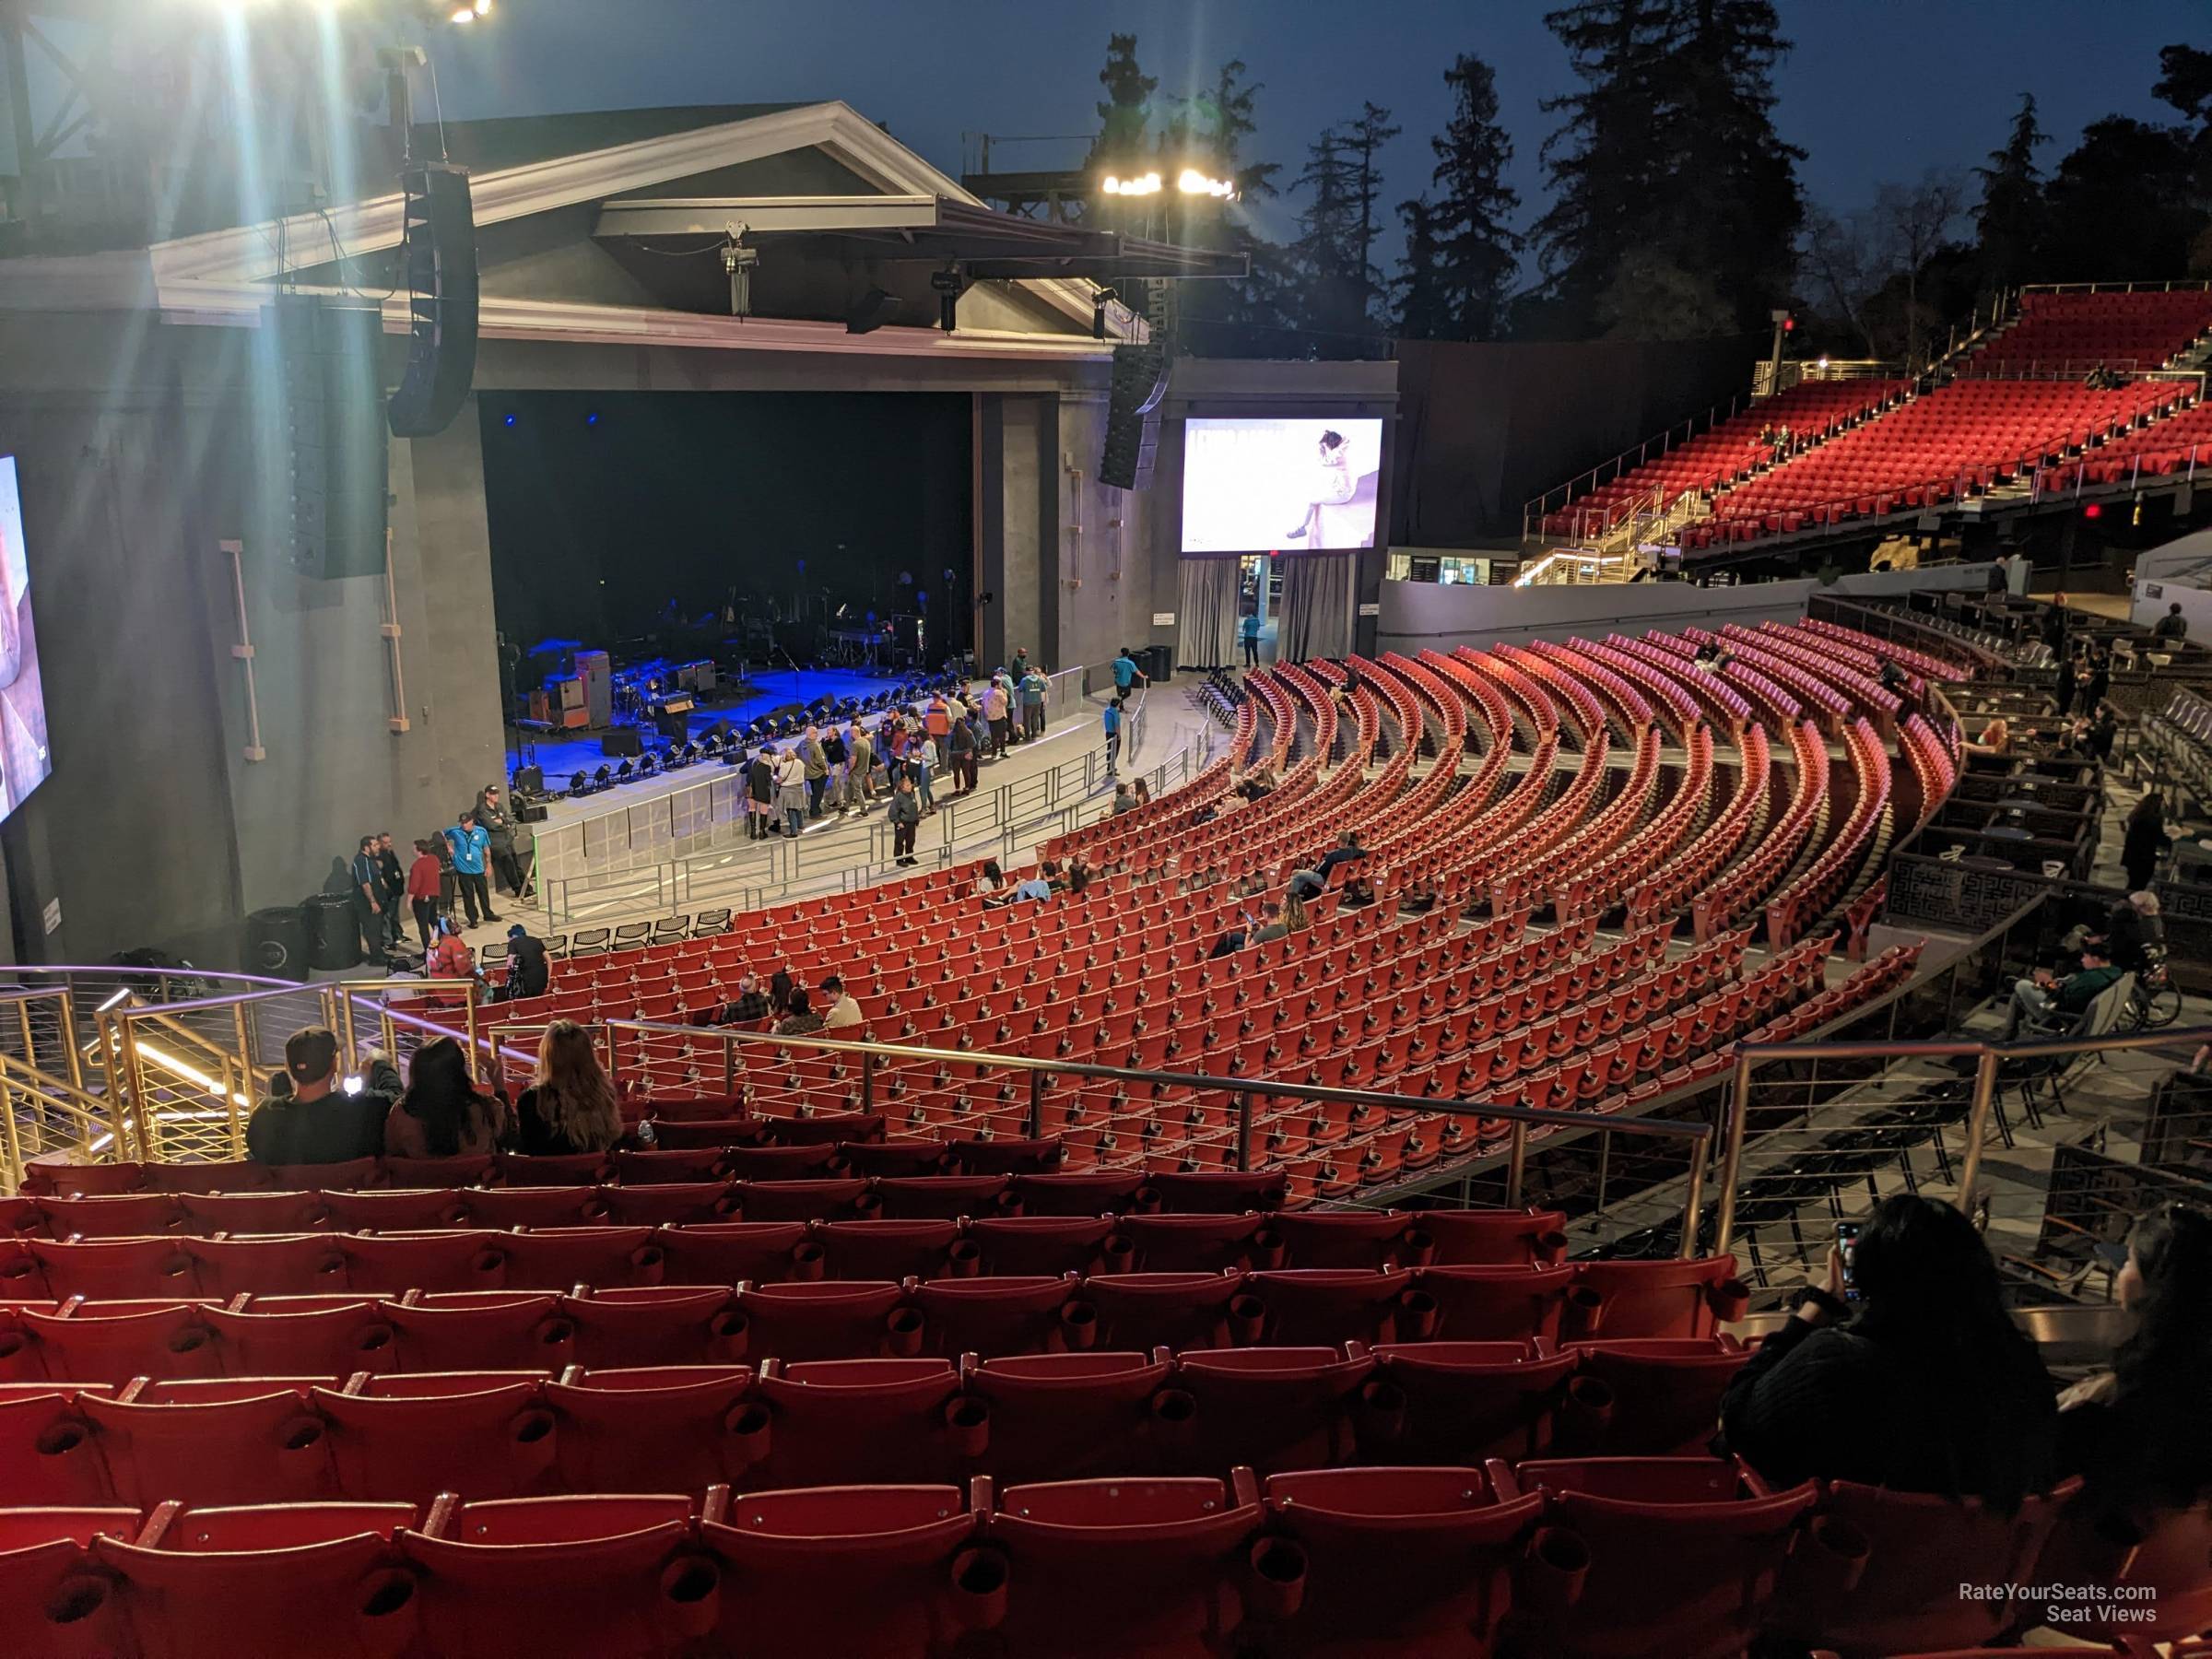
[1421,53,1523,340]
[1533,0,1673,337]
[1287,124,1369,340]
[1654,0,1804,333]
[1972,93,2048,293]
[1087,34,1155,174]
[1341,101,1402,329]
[2042,117,2201,285]
[1393,196,1453,338]
[1535,0,1799,338]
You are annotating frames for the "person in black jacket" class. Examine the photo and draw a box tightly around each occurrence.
[746,747,775,841]
[2060,1205,2212,1536]
[2122,792,2172,893]
[244,1027,400,1166]
[1721,1193,2058,1511]
[500,924,550,1001]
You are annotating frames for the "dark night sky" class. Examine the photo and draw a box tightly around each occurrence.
[429,0,2207,266]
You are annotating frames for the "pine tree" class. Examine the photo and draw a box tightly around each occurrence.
[1394,196,1454,339]
[1087,34,1156,174]
[1342,102,1403,329]
[1654,0,1804,334]
[1423,53,1523,339]
[1535,0,1800,338]
[1534,0,1673,337]
[1287,125,1368,340]
[1973,94,2048,294]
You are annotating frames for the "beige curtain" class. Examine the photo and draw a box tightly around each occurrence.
[1177,558,1241,668]
[1278,552,1356,663]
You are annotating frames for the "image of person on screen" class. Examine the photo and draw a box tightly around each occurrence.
[0,474,48,819]
[1285,429,1358,541]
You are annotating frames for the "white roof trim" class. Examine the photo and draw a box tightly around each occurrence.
[147,100,1111,335]
[150,276,1116,363]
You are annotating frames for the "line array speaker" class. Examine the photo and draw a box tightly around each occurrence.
[272,295,390,580]
[386,163,480,439]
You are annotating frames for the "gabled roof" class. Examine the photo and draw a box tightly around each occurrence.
[143,100,1117,351]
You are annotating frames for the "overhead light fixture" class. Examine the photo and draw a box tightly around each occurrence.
[1101,171,1164,197]
[450,5,475,20]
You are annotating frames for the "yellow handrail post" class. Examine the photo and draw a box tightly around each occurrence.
[1712,1049,1757,1255]
[60,991,83,1094]
[1957,1048,2002,1218]
[0,1067,24,1192]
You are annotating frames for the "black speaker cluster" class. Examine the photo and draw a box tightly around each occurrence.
[387,165,480,440]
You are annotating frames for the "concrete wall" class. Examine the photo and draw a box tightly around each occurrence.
[1376,564,1998,654]
[0,316,504,967]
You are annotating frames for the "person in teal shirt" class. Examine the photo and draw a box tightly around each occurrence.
[1102,697,1124,776]
[1112,650,1147,694]
[1241,612,1262,667]
[1019,666,1049,741]
[442,811,499,927]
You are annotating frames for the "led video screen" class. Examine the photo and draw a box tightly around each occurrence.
[1180,417,1383,554]
[0,458,53,821]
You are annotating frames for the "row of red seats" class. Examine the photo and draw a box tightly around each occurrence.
[1791,615,1968,682]
[2038,398,2212,489]
[0,1334,1753,1511]
[1,1206,1578,1299]
[8,1457,2181,1659]
[1538,378,1908,539]
[1680,379,2186,549]
[0,1255,1749,1382]
[1611,633,1754,732]
[1968,286,2212,375]
[1630,722,1768,924]
[1764,721,1893,951]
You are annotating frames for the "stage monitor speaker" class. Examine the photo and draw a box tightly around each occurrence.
[273,296,390,579]
[1100,339,1165,492]
[386,164,480,439]
[514,800,549,823]
[513,765,545,794]
[577,650,613,727]
[600,729,642,758]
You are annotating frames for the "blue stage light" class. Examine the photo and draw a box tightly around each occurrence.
[503,413,517,428]
[585,411,600,427]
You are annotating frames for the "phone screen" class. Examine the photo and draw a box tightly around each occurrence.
[1837,1222,1861,1301]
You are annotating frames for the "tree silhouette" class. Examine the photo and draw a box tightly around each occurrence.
[1973,94,2048,295]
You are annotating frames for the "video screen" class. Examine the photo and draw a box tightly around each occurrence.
[0,459,53,821]
[1181,417,1383,554]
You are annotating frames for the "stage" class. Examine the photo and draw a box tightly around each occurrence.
[513,667,951,830]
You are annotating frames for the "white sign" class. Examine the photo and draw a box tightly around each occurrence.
[41,898,59,935]
[1358,602,1381,618]
[1151,612,1175,627]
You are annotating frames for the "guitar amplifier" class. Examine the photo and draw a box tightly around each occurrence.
[661,695,696,715]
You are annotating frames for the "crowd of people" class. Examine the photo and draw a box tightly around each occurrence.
[732,659,1055,843]
[344,782,532,962]
[242,1018,628,1166]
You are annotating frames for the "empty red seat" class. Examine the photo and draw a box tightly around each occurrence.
[701,1481,995,1656]
[81,1379,336,1509]
[547,1365,758,1492]
[315,1371,558,1503]
[0,1504,141,1659]
[1564,1336,1751,1455]
[1261,1465,1541,1656]
[409,1493,713,1659]
[1159,1346,1371,1474]
[1572,1256,1747,1339]
[97,1499,422,1659]
[962,1350,1174,1485]
[986,1471,1264,1657]
[1504,1455,1817,1659]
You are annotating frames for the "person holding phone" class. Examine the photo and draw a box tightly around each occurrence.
[1720,1194,2057,1508]
[244,1027,400,1165]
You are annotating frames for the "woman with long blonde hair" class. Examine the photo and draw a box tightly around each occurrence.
[515,1019,623,1156]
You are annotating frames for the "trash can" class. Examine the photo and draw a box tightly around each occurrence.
[1148,643,1173,683]
[245,905,309,979]
[302,893,363,973]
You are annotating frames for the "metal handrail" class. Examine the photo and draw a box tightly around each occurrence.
[596,1018,1718,1259]
[0,1048,129,1191]
[1521,393,1747,541]
[1712,1021,2212,1253]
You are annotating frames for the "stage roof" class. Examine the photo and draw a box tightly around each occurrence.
[2,100,1233,365]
